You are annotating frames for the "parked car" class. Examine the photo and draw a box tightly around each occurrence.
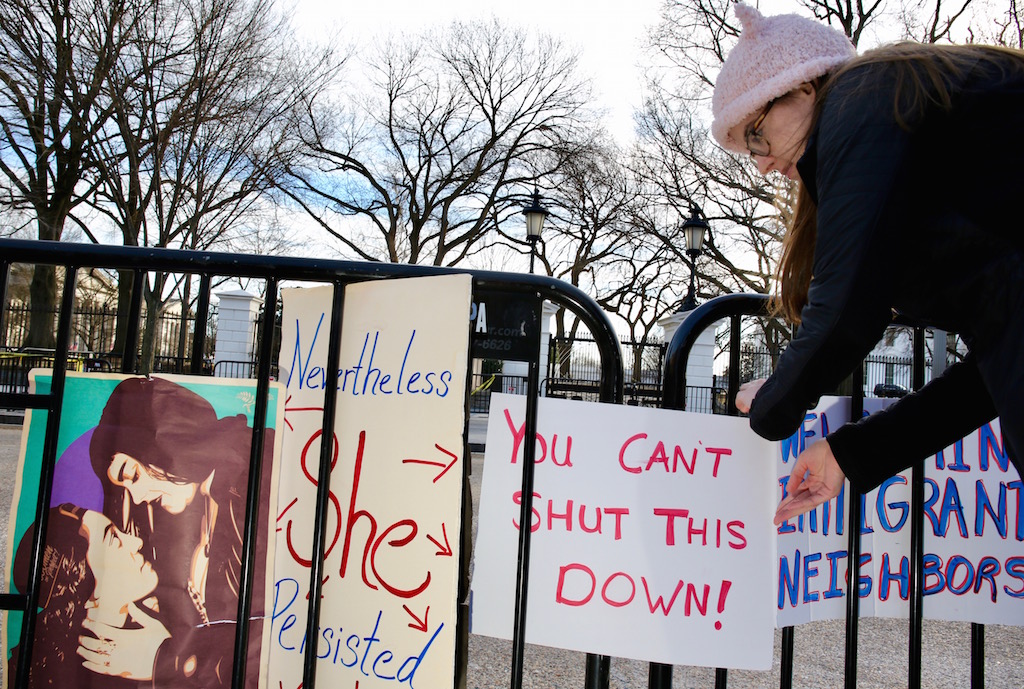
[873,382,909,398]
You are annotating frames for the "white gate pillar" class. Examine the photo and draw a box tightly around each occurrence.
[213,290,262,373]
[659,308,721,413]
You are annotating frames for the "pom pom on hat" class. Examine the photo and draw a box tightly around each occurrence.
[711,3,856,153]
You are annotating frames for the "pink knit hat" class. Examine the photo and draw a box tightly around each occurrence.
[712,3,856,153]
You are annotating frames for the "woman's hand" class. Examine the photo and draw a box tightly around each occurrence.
[774,439,846,525]
[735,378,767,414]
[78,602,170,680]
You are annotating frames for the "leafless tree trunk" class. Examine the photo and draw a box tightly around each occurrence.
[281,18,592,267]
[0,0,148,346]
[85,0,335,371]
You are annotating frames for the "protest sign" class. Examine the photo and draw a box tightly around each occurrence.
[268,275,471,689]
[776,398,1024,627]
[4,372,283,688]
[473,393,1024,670]
[471,393,778,671]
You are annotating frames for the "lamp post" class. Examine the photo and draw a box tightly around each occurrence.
[522,188,549,274]
[678,205,709,312]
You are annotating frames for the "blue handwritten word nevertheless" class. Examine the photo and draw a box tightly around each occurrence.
[286,314,452,397]
[272,578,443,688]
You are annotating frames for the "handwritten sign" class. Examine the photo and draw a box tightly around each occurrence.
[473,393,1024,667]
[471,393,778,670]
[268,276,471,689]
[776,397,1024,627]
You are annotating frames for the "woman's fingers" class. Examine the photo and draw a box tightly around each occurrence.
[774,439,845,525]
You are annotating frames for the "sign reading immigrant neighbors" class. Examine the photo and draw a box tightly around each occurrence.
[268,275,471,689]
[470,292,541,363]
[775,397,1024,627]
[4,372,284,689]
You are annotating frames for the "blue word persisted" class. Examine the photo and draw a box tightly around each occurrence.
[287,313,453,397]
[272,578,443,688]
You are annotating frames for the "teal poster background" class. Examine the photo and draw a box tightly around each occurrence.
[3,370,283,676]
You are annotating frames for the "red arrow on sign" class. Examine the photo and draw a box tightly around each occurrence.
[403,604,430,632]
[402,444,459,483]
[426,523,452,557]
[282,394,325,432]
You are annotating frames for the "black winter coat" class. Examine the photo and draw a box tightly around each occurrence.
[747,54,1024,491]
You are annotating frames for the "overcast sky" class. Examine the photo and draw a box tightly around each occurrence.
[292,0,665,141]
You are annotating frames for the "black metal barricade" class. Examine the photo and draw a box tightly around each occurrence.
[0,238,624,689]
[658,293,987,689]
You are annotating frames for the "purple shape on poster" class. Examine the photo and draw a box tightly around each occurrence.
[51,428,103,511]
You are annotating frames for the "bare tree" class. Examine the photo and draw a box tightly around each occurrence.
[998,0,1024,47]
[0,0,150,346]
[281,18,593,266]
[84,0,335,371]
[508,135,641,373]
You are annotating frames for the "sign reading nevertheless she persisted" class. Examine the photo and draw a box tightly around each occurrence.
[471,393,778,671]
[268,276,471,689]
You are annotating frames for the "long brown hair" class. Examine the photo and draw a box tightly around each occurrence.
[773,42,1024,324]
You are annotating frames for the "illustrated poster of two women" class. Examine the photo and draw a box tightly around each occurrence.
[3,372,284,689]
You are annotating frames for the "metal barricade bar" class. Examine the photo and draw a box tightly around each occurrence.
[658,293,983,689]
[0,237,624,689]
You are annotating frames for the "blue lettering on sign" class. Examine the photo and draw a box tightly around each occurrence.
[876,477,908,533]
[780,411,827,463]
[286,312,328,391]
[776,412,847,537]
[778,417,1024,611]
[271,578,444,687]
[979,423,1010,472]
[879,553,909,601]
[976,480,1008,538]
[777,549,849,608]
[779,550,1024,609]
[285,317,453,398]
[923,477,969,538]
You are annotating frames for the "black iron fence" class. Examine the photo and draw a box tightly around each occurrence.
[546,334,929,411]
[2,300,215,369]
[2,239,1001,689]
[548,334,665,386]
[0,238,624,689]
[468,372,529,413]
[659,293,989,689]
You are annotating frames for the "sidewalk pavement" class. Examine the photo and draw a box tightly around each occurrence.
[468,412,488,453]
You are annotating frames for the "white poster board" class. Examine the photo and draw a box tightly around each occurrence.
[268,276,471,688]
[776,398,1024,627]
[474,393,1024,670]
[471,393,778,671]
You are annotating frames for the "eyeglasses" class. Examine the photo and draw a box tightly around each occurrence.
[745,99,776,157]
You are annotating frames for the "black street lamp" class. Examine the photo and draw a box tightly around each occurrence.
[522,188,549,274]
[678,205,709,312]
